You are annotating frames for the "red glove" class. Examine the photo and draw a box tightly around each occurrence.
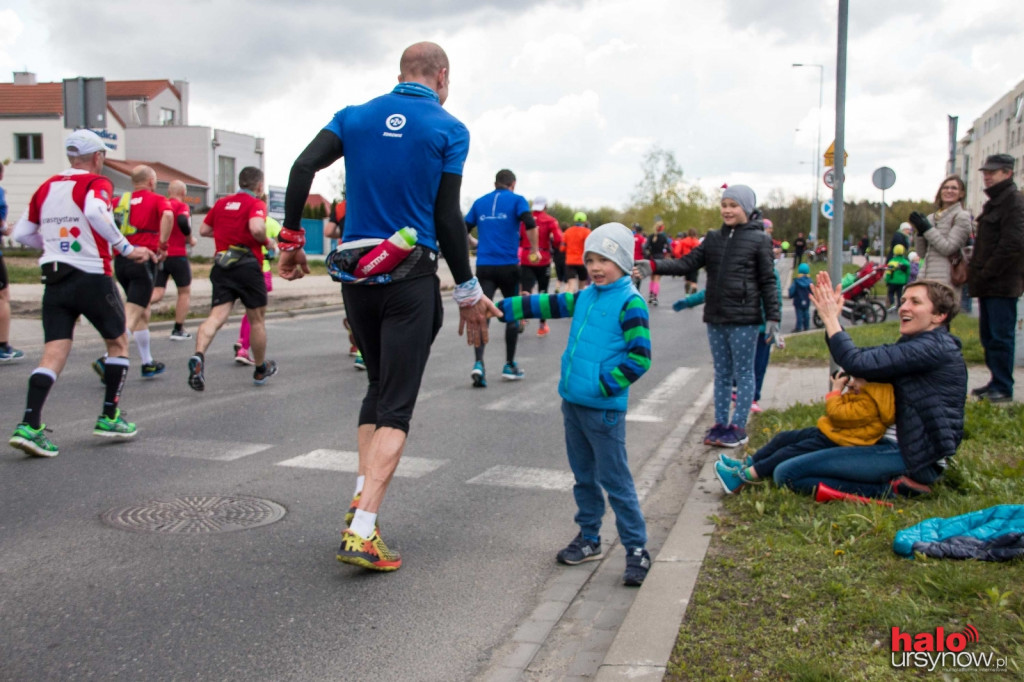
[278,226,306,252]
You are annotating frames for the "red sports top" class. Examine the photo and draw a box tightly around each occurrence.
[204,191,268,264]
[633,232,646,260]
[166,198,191,257]
[126,189,171,250]
[518,210,561,266]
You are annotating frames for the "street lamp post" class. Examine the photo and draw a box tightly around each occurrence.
[793,63,824,244]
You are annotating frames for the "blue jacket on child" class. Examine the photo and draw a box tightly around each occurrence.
[789,275,812,309]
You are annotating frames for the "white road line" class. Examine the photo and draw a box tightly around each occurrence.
[276,449,447,478]
[482,387,560,413]
[626,366,699,423]
[145,440,274,462]
[467,464,575,492]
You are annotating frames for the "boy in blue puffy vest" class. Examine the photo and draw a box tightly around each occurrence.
[789,262,813,331]
[497,223,653,586]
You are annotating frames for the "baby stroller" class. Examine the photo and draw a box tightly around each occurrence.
[813,261,887,327]
[806,242,829,263]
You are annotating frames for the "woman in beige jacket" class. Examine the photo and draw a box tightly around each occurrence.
[912,175,973,294]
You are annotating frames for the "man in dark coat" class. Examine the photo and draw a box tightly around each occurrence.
[967,153,1024,403]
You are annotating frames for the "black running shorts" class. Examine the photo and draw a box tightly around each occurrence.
[519,263,551,294]
[567,264,588,282]
[343,275,443,433]
[476,264,520,319]
[210,262,267,309]
[154,256,193,289]
[114,255,156,307]
[0,255,8,291]
[42,269,126,342]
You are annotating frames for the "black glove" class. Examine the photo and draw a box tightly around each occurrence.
[908,211,932,235]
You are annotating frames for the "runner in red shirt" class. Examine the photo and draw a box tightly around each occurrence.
[8,130,156,457]
[109,165,173,379]
[187,166,276,390]
[518,196,561,336]
[150,180,196,341]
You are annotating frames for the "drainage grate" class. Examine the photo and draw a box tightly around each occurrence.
[101,495,286,534]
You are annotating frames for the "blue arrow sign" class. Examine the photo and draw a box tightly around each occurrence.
[821,198,834,221]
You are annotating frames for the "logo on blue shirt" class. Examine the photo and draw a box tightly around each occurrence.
[386,114,406,131]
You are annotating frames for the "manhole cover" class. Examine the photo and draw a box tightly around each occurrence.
[101,495,286,534]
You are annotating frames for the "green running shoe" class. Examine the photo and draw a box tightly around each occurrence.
[9,423,59,457]
[93,409,138,439]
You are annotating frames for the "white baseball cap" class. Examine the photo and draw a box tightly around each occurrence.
[532,196,547,211]
[65,129,107,156]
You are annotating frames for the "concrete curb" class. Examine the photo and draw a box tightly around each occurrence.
[594,456,721,680]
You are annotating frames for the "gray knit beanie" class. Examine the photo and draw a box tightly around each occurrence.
[722,185,756,217]
[584,222,635,276]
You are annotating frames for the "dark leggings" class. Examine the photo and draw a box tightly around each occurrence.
[476,264,520,364]
[749,427,837,478]
[342,276,443,433]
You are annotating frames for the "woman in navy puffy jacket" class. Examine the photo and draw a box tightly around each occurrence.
[774,274,967,498]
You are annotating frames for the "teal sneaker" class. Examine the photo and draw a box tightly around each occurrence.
[0,345,25,362]
[10,423,59,457]
[718,453,753,470]
[471,361,486,388]
[93,410,138,439]
[92,356,106,385]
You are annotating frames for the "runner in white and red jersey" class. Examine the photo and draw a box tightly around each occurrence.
[109,165,173,379]
[518,196,561,337]
[187,166,276,391]
[150,180,196,341]
[8,129,156,458]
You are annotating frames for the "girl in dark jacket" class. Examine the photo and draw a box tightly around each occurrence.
[775,275,967,498]
[635,185,780,448]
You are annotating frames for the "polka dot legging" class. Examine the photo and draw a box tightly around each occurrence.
[706,323,759,429]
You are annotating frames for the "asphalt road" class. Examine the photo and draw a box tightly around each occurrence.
[0,274,723,681]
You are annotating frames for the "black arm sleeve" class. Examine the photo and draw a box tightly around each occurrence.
[284,130,344,229]
[176,214,192,237]
[434,172,474,284]
[519,211,537,230]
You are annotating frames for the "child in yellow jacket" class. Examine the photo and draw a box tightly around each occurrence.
[715,371,895,493]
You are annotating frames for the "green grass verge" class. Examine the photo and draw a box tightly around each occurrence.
[667,400,1024,681]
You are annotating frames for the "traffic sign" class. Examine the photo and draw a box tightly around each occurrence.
[823,140,848,167]
[872,166,896,190]
[821,198,834,220]
[824,167,836,189]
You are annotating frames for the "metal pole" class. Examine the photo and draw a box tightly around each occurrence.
[829,0,848,377]
[812,65,823,244]
[879,189,886,266]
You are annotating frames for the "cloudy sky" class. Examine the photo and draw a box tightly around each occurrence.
[2,0,1022,212]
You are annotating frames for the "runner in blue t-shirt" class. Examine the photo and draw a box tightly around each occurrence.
[279,42,500,573]
[464,169,538,386]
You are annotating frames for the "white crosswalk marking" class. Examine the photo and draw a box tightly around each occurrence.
[626,366,699,423]
[482,386,560,414]
[276,449,447,478]
[147,440,274,462]
[467,465,575,492]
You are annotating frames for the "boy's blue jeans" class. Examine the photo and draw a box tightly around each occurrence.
[794,306,810,331]
[561,400,646,549]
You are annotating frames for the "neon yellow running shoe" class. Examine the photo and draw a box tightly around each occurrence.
[337,528,402,571]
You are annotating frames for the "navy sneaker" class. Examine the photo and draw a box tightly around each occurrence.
[623,547,651,586]
[703,423,726,446]
[717,425,749,448]
[253,360,278,386]
[556,533,602,565]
